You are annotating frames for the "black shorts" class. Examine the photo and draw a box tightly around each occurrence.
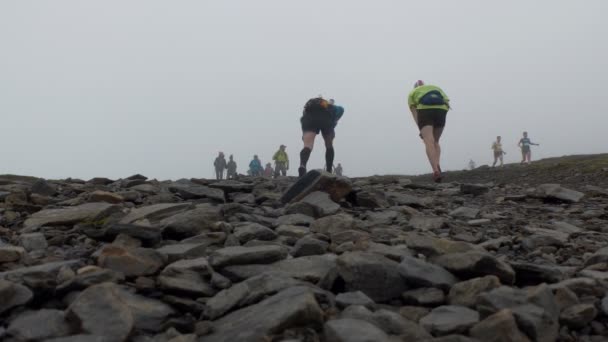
[417,108,447,130]
[301,114,335,137]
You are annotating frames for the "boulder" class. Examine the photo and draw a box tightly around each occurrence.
[24,202,120,228]
[420,305,480,336]
[0,279,33,315]
[7,309,72,341]
[434,252,515,285]
[97,245,167,277]
[399,255,458,290]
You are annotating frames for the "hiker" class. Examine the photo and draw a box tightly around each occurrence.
[264,163,274,178]
[213,152,227,180]
[335,163,343,176]
[492,136,506,167]
[249,155,263,177]
[298,96,344,177]
[226,155,237,179]
[273,144,289,177]
[408,80,450,182]
[518,131,540,164]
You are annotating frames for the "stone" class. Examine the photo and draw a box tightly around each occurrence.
[31,178,57,196]
[292,236,329,257]
[356,189,390,208]
[386,192,431,208]
[113,285,176,333]
[337,252,407,302]
[475,286,528,317]
[97,245,167,277]
[158,257,215,296]
[560,303,598,329]
[469,309,531,342]
[89,190,124,204]
[209,245,288,268]
[402,287,446,306]
[399,255,458,290]
[208,180,255,192]
[119,203,192,225]
[449,207,480,219]
[510,262,565,285]
[535,184,584,203]
[204,273,307,320]
[280,170,352,204]
[104,224,162,245]
[324,318,391,342]
[584,246,608,267]
[160,204,223,240]
[7,309,72,341]
[202,287,324,342]
[233,223,277,244]
[56,268,125,293]
[156,243,208,262]
[19,232,48,251]
[448,276,501,308]
[399,306,431,322]
[24,202,120,228]
[434,252,515,285]
[420,305,480,336]
[298,191,341,217]
[404,233,483,257]
[310,213,361,235]
[460,184,490,196]
[336,291,376,309]
[0,245,26,263]
[276,224,310,238]
[273,214,315,227]
[550,277,605,298]
[0,279,33,315]
[66,283,134,341]
[169,181,225,202]
[601,296,608,316]
[554,287,579,312]
[511,304,558,342]
[410,215,447,231]
[0,260,80,279]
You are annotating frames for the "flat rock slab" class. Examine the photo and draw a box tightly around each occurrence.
[281,170,352,204]
[169,182,225,202]
[24,203,120,228]
[203,286,324,342]
[7,309,72,341]
[120,203,192,224]
[420,305,480,336]
[209,245,288,268]
[0,279,33,315]
[324,318,391,342]
[399,255,458,290]
[535,184,584,203]
[434,252,516,285]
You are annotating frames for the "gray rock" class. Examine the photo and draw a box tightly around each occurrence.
[460,184,490,196]
[336,291,376,309]
[449,207,480,219]
[57,268,125,293]
[584,246,608,267]
[273,214,315,227]
[7,309,72,341]
[209,245,288,268]
[24,202,120,228]
[43,335,110,342]
[208,180,255,192]
[337,252,407,302]
[276,224,310,238]
[112,285,176,333]
[0,279,33,315]
[399,255,458,290]
[160,204,223,239]
[0,245,25,263]
[409,216,447,231]
[476,286,528,317]
[104,224,162,245]
[434,252,515,285]
[535,184,584,203]
[233,223,277,244]
[31,178,57,196]
[560,303,598,329]
[169,181,225,202]
[469,309,531,342]
[310,213,361,235]
[510,262,565,285]
[19,232,48,251]
[402,287,446,306]
[66,283,134,341]
[204,273,307,319]
[324,318,391,342]
[399,306,431,323]
[158,258,215,296]
[404,233,483,257]
[549,277,605,297]
[299,191,340,217]
[0,259,80,280]
[155,243,208,262]
[553,287,579,312]
[511,304,558,342]
[293,236,329,257]
[386,192,431,208]
[119,203,192,225]
[356,189,390,208]
[371,309,432,338]
[97,245,167,277]
[601,296,608,316]
[448,276,501,308]
[203,286,324,342]
[280,170,352,204]
[420,305,480,336]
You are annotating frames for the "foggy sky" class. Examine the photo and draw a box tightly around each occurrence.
[1,0,607,180]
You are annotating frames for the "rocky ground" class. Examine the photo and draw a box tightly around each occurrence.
[1,154,608,342]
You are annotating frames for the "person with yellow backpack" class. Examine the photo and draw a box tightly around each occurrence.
[273,145,289,177]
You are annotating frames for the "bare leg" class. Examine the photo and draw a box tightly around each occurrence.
[420,126,439,173]
[323,132,335,173]
[499,155,504,166]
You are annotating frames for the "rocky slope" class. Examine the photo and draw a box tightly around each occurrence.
[1,155,608,342]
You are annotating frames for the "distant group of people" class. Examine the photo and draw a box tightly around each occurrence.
[490,132,540,167]
[212,144,344,180]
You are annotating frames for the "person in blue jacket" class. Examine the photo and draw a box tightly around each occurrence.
[249,155,263,177]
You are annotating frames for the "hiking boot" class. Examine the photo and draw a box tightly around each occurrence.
[298,166,307,178]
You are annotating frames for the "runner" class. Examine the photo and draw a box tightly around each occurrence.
[248,155,263,177]
[492,136,506,167]
[272,144,289,177]
[408,80,450,182]
[518,131,540,164]
[298,96,344,177]
[213,152,227,180]
[226,155,237,179]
